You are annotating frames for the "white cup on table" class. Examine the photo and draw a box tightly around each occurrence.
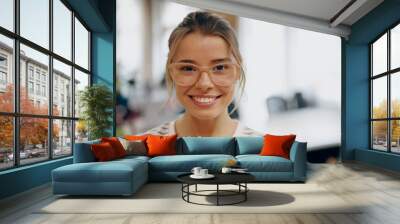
[191,167,202,176]
[199,168,208,176]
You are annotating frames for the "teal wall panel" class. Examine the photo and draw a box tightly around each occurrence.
[0,157,72,199]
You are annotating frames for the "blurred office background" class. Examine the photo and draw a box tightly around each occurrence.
[116,0,341,161]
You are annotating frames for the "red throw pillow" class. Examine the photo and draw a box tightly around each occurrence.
[146,134,177,157]
[259,134,296,159]
[91,142,118,161]
[101,137,126,158]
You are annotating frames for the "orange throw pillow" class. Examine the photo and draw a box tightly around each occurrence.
[91,142,117,161]
[124,134,150,141]
[101,137,126,158]
[260,134,296,159]
[146,134,177,157]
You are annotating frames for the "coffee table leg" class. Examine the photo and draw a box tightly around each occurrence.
[217,184,219,206]
[245,183,247,201]
[195,184,197,192]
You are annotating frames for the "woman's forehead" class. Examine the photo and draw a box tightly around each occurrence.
[173,32,232,64]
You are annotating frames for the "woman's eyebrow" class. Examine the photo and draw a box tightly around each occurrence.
[211,58,232,63]
[177,59,196,63]
[176,58,232,64]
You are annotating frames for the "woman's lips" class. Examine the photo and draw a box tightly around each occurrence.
[189,95,222,108]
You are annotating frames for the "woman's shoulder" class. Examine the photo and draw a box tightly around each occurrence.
[140,120,176,136]
[233,120,264,137]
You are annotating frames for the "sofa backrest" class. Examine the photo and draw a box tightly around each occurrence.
[235,136,264,155]
[176,137,236,155]
[73,139,101,163]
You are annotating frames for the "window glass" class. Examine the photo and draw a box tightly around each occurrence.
[53,119,72,157]
[20,0,49,49]
[74,18,89,70]
[0,116,14,170]
[75,120,88,143]
[20,117,49,165]
[391,120,400,153]
[391,24,400,70]
[53,0,72,60]
[372,121,388,151]
[20,44,49,115]
[53,59,72,117]
[372,33,387,76]
[0,0,14,31]
[372,77,387,119]
[0,35,14,113]
[74,69,89,118]
[391,72,400,118]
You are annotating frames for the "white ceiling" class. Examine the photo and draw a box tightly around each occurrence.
[171,0,384,38]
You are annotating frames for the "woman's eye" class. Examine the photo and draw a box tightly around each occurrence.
[180,66,196,72]
[213,64,227,72]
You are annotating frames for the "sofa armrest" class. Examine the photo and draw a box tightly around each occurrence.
[289,141,307,181]
[73,140,100,163]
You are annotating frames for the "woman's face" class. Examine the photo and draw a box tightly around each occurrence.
[171,32,238,120]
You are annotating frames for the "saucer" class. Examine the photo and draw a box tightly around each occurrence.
[190,174,215,179]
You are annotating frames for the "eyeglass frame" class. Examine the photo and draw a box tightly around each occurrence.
[167,61,241,87]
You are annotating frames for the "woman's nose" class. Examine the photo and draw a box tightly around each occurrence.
[194,71,214,89]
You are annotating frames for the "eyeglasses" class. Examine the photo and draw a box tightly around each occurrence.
[168,62,239,87]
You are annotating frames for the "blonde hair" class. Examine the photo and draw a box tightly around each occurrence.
[164,11,246,116]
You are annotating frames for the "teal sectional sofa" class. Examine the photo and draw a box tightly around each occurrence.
[52,136,307,196]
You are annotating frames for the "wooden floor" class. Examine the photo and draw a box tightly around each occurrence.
[1,162,400,224]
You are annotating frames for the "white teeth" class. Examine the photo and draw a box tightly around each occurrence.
[192,96,217,104]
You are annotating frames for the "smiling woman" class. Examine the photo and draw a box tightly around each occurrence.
[141,11,263,137]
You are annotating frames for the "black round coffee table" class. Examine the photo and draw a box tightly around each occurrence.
[177,172,255,206]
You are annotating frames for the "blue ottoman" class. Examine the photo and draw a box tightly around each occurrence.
[52,156,148,196]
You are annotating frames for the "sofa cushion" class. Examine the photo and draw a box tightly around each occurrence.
[148,154,235,172]
[101,137,127,158]
[260,134,296,159]
[177,137,236,155]
[147,134,177,157]
[90,142,118,161]
[235,136,264,155]
[236,155,293,172]
[73,139,100,163]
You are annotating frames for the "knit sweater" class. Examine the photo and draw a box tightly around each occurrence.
[140,118,264,137]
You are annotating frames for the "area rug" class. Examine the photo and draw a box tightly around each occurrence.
[37,183,362,214]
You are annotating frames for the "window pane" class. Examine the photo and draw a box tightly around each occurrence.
[0,116,13,170]
[75,120,88,143]
[391,120,400,153]
[53,59,72,117]
[372,77,387,119]
[0,0,14,31]
[53,0,72,60]
[0,34,14,112]
[392,72,400,118]
[20,117,49,165]
[53,119,72,158]
[372,33,387,76]
[75,18,89,70]
[372,121,388,151]
[392,24,400,70]
[20,44,49,115]
[20,0,49,49]
[74,69,89,118]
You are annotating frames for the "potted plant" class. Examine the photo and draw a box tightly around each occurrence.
[79,84,113,140]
